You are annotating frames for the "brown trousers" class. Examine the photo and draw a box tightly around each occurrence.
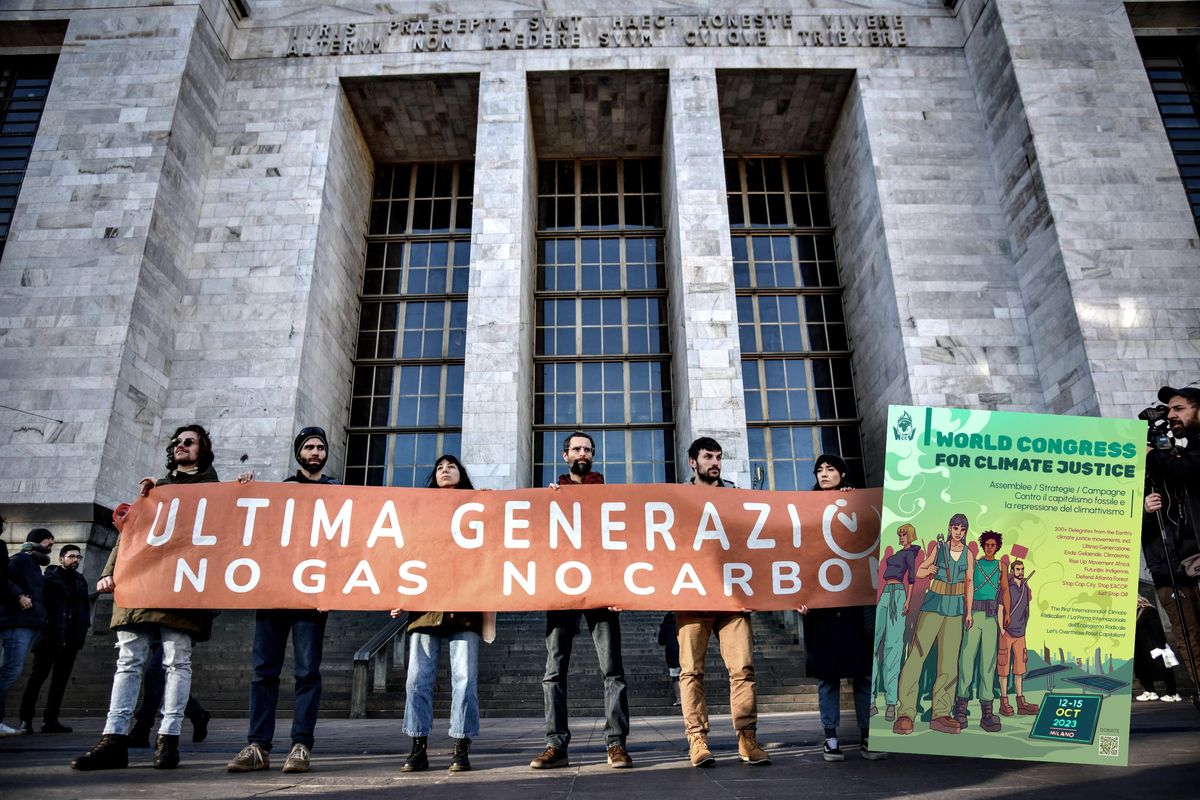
[676,611,757,736]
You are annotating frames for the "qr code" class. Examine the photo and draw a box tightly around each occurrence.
[1098,735,1120,757]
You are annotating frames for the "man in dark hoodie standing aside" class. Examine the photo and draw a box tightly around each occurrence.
[18,543,90,734]
[0,528,53,736]
[529,431,632,770]
[227,426,336,775]
[72,424,220,771]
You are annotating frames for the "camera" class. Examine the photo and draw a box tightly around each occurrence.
[1139,404,1175,451]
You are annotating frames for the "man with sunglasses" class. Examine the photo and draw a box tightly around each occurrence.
[73,424,220,772]
[227,426,336,775]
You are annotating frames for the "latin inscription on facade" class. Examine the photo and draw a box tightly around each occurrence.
[282,13,908,57]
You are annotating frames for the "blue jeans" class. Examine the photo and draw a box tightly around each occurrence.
[543,609,629,748]
[0,626,38,722]
[403,630,480,739]
[104,627,192,736]
[248,610,327,751]
[817,676,872,734]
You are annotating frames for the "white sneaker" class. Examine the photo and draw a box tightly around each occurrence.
[1135,691,1158,701]
[1161,693,1182,702]
[0,722,21,736]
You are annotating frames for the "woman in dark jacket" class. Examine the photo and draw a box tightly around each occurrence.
[798,454,883,761]
[391,455,488,773]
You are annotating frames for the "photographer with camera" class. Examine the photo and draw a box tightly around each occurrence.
[1142,385,1200,699]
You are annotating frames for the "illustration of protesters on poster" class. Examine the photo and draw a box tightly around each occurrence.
[868,405,1143,766]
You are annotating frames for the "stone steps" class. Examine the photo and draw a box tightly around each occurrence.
[10,606,823,719]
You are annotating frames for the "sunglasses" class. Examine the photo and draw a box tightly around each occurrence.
[170,437,199,448]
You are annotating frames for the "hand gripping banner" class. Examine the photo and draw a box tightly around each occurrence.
[113,482,883,611]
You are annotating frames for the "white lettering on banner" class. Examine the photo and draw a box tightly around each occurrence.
[451,502,485,548]
[672,562,707,595]
[280,498,295,546]
[549,501,581,549]
[192,499,217,545]
[693,502,731,550]
[601,502,628,550]
[773,561,802,594]
[238,497,270,546]
[744,502,775,549]
[504,501,532,548]
[556,561,592,595]
[504,561,536,595]
[367,500,405,548]
[147,498,180,546]
[644,502,676,550]
[819,558,851,592]
[343,560,380,594]
[724,562,753,596]
[312,499,353,547]
[294,559,326,593]
[625,562,654,595]
[397,561,428,595]
[226,558,260,593]
[174,558,206,592]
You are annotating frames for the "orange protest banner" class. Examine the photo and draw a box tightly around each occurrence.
[113,482,882,611]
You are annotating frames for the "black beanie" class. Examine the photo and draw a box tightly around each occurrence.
[26,527,53,543]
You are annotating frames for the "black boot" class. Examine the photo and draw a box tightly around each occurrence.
[191,709,211,743]
[154,734,181,769]
[71,734,129,771]
[401,736,428,772]
[449,738,471,772]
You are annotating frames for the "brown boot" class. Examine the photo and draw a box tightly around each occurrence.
[892,715,914,735]
[999,695,1015,717]
[688,733,715,767]
[930,716,961,734]
[1016,695,1039,715]
[979,701,1002,732]
[737,728,770,765]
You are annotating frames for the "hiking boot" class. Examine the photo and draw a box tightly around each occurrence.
[529,745,568,769]
[861,737,887,760]
[979,701,1002,732]
[282,743,311,773]
[191,709,211,743]
[17,719,33,735]
[401,736,429,772]
[71,734,129,771]
[999,696,1015,716]
[884,704,896,722]
[930,716,961,734]
[1017,695,1039,715]
[42,720,73,734]
[892,715,914,735]
[738,728,770,765]
[822,737,844,762]
[688,733,715,767]
[449,738,471,772]
[227,742,270,772]
[607,742,632,768]
[952,696,969,728]
[153,734,180,769]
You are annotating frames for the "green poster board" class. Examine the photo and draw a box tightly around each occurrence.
[868,406,1141,766]
[1028,694,1103,745]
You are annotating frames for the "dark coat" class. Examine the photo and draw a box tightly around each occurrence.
[0,549,48,631]
[802,605,874,681]
[1143,442,1200,586]
[38,564,91,651]
[103,465,220,637]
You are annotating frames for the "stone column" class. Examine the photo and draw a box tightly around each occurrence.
[985,0,1200,418]
[662,68,749,485]
[459,70,537,489]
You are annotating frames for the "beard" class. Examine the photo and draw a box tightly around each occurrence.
[302,455,328,474]
[697,466,721,485]
[569,458,592,477]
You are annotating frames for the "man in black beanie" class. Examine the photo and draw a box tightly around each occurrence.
[227,426,336,775]
[0,528,54,735]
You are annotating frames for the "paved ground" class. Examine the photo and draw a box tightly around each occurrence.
[0,703,1196,799]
